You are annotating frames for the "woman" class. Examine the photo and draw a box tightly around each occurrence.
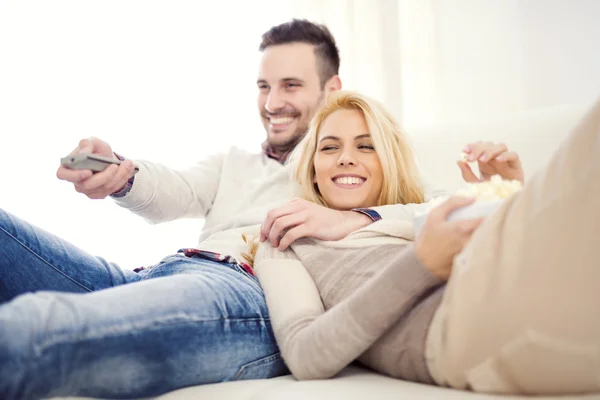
[252,90,600,395]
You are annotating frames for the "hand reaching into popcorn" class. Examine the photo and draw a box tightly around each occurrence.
[458,141,525,184]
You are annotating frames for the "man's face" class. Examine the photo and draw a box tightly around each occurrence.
[257,43,326,153]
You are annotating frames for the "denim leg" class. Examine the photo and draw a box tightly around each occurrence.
[0,208,140,303]
[0,258,287,400]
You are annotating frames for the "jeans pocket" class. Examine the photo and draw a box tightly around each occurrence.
[139,254,184,278]
[231,352,289,381]
[466,329,600,395]
[233,264,261,288]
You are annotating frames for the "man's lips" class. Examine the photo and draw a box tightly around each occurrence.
[269,116,295,125]
[267,115,297,133]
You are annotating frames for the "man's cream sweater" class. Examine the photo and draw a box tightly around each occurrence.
[112,146,449,260]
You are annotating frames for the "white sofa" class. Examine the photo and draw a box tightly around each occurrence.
[56,101,600,400]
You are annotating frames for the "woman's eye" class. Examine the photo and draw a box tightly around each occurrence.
[358,144,375,150]
[320,145,337,151]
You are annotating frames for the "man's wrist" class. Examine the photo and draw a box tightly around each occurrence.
[351,208,382,223]
[110,152,135,198]
[344,208,378,232]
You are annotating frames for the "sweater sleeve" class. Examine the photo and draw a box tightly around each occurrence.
[111,152,225,224]
[254,242,443,381]
[369,178,451,221]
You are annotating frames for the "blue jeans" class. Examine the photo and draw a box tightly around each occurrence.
[0,208,288,400]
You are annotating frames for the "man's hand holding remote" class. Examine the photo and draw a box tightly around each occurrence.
[56,137,136,199]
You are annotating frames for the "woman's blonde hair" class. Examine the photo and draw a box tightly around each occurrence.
[292,90,425,207]
[242,91,426,267]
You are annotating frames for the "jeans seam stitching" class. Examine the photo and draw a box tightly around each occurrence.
[33,316,272,355]
[232,352,282,381]
[0,225,94,293]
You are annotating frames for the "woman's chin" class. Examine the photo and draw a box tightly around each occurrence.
[329,200,367,211]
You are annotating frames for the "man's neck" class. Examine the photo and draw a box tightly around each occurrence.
[262,140,300,165]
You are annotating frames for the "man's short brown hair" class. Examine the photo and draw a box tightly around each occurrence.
[259,19,340,88]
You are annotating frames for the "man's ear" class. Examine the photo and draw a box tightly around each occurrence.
[325,75,342,93]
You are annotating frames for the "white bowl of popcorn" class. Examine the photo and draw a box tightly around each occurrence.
[413,174,522,236]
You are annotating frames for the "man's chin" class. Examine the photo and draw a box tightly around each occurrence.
[267,131,296,146]
[268,123,296,136]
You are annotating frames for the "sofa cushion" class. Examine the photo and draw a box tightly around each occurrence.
[71,365,597,400]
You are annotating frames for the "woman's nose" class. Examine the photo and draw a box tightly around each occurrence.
[337,151,356,166]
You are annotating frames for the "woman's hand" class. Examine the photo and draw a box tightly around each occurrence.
[458,141,525,184]
[415,197,484,280]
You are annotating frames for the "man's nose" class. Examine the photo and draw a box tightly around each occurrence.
[265,90,286,113]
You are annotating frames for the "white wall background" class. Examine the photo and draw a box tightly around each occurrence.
[1,0,599,269]
[398,0,600,126]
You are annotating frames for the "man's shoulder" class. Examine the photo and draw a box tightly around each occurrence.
[221,146,284,169]
[221,146,262,161]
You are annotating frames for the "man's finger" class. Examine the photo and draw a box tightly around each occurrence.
[109,161,135,191]
[267,212,306,247]
[278,224,311,251]
[56,166,93,183]
[76,164,120,193]
[75,183,110,199]
[77,138,95,154]
[260,201,303,240]
[105,178,128,197]
[457,161,479,183]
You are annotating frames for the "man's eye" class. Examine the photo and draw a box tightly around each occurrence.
[286,83,300,89]
[258,85,269,91]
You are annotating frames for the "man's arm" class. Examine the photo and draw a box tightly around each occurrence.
[56,137,225,224]
[260,177,450,250]
[368,177,451,220]
[259,198,374,250]
[112,153,225,224]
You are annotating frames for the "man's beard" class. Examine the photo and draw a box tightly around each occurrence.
[263,91,325,154]
[263,91,325,155]
[267,123,309,155]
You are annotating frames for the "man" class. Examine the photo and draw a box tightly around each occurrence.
[0,19,415,400]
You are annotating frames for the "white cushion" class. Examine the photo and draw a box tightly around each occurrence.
[54,366,600,400]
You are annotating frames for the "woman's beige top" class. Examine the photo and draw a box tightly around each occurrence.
[254,219,445,383]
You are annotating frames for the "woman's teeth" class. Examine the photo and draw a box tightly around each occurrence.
[334,177,365,185]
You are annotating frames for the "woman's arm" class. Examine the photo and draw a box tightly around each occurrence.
[254,241,443,380]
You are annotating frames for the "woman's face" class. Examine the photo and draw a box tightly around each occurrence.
[313,109,384,210]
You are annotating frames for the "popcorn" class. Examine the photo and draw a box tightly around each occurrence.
[459,152,470,163]
[456,174,522,202]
